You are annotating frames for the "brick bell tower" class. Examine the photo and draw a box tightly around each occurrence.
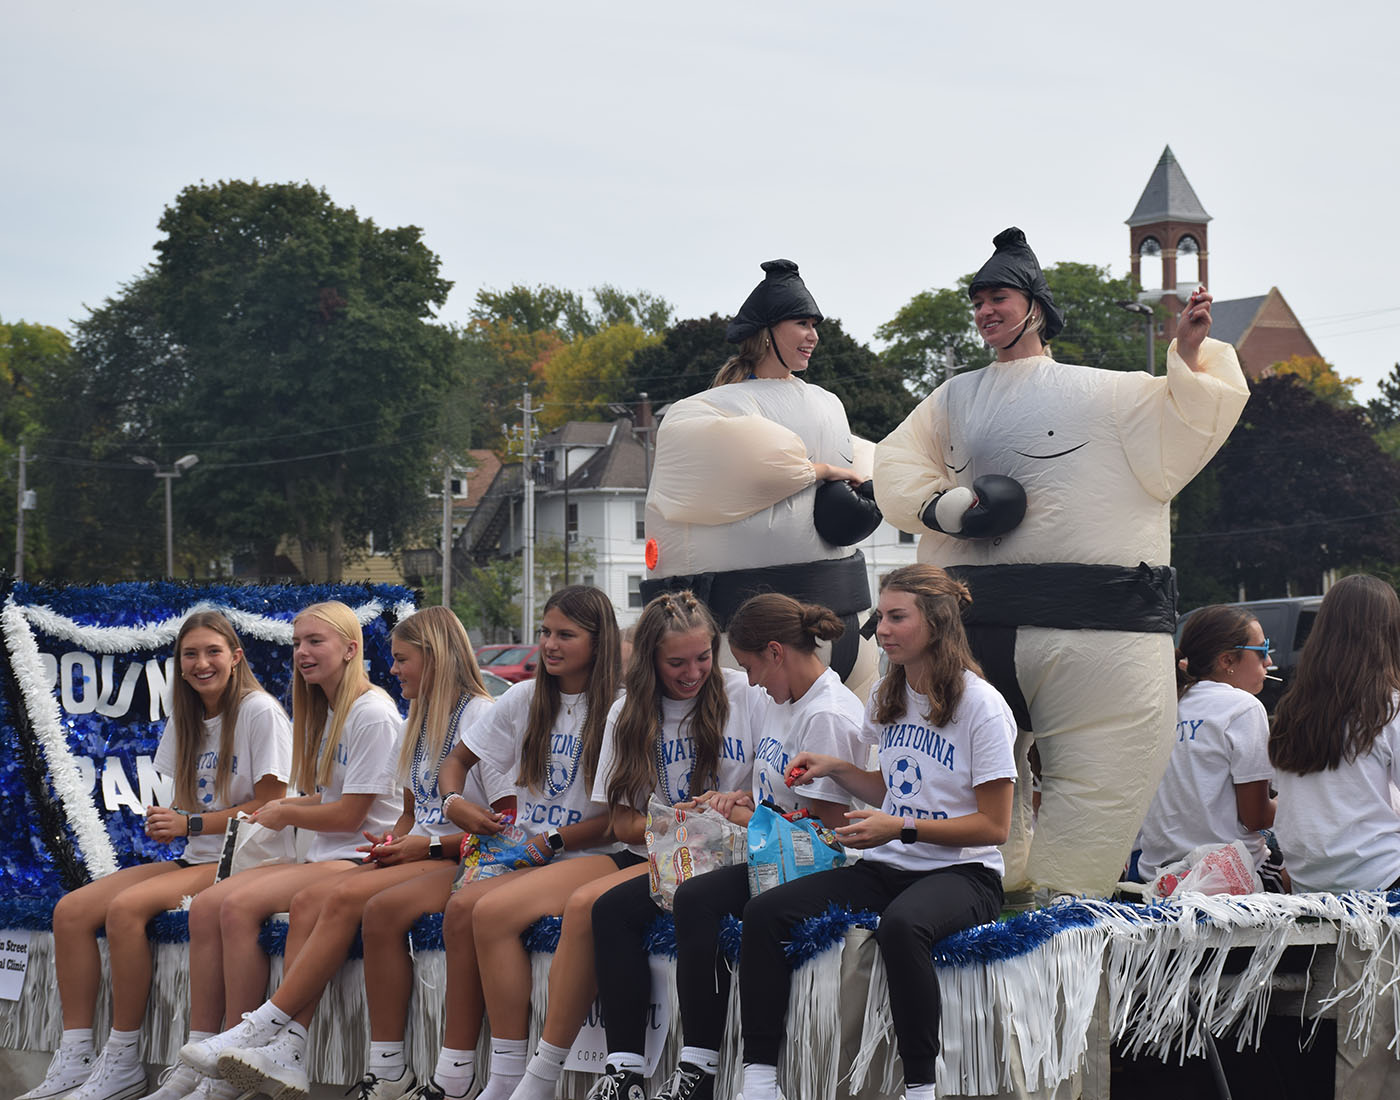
[1127,146,1211,341]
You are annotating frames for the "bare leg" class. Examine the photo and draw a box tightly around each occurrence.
[51,863,182,1030]
[440,873,520,1051]
[103,863,217,1031]
[473,856,618,1042]
[273,861,443,1028]
[362,864,457,1042]
[214,861,354,1024]
[541,864,648,1048]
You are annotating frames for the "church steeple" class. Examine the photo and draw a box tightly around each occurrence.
[1127,147,1211,334]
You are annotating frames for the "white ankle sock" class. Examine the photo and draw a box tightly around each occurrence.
[742,1062,778,1100]
[186,1031,214,1045]
[512,1040,571,1100]
[475,1039,527,1100]
[283,1022,308,1050]
[60,1029,94,1053]
[369,1040,407,1079]
[605,1051,645,1073]
[679,1047,719,1076]
[433,1047,476,1098]
[249,1001,292,1029]
[104,1029,140,1064]
[905,1084,936,1100]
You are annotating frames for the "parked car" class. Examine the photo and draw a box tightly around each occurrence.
[1177,596,1323,713]
[475,643,541,683]
[480,669,512,698]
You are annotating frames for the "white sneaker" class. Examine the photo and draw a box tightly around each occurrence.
[137,1063,200,1100]
[173,1075,241,1100]
[217,1031,308,1100]
[14,1044,95,1100]
[346,1070,418,1100]
[178,1015,282,1076]
[61,1044,147,1100]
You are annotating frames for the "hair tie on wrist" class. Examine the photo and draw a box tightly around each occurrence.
[1177,658,1189,671]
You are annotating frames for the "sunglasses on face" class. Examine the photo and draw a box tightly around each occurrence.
[1233,638,1272,655]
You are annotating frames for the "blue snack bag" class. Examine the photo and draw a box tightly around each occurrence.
[747,802,846,895]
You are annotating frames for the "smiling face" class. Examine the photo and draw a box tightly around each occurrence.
[539,607,595,693]
[971,286,1043,361]
[875,588,932,671]
[390,638,428,701]
[180,626,242,713]
[292,614,356,696]
[731,642,793,703]
[655,625,714,701]
[754,316,819,377]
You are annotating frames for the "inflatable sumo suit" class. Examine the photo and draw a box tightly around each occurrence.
[643,260,883,700]
[875,229,1249,897]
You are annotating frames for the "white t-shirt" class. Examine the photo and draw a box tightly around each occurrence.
[860,672,1017,875]
[1274,706,1400,894]
[1135,680,1273,880]
[463,678,612,856]
[751,667,865,814]
[304,689,405,863]
[153,691,293,864]
[406,694,506,838]
[592,667,760,856]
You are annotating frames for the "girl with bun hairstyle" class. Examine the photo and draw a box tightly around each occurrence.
[1132,604,1280,890]
[740,565,1016,1100]
[589,593,864,1100]
[19,612,291,1100]
[176,601,403,1100]
[505,590,760,1100]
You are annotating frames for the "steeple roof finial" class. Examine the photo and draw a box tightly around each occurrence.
[1126,145,1211,227]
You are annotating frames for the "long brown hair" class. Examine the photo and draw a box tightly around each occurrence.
[291,601,384,791]
[1270,575,1400,775]
[517,586,622,792]
[170,610,268,809]
[728,592,844,655]
[710,331,770,387]
[393,606,492,783]
[606,591,727,810]
[872,564,982,727]
[1176,605,1257,699]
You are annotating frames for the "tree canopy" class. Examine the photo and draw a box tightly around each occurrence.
[28,180,457,581]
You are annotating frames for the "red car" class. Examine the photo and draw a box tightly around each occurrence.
[476,643,541,683]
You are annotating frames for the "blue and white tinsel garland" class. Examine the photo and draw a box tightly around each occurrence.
[1,580,415,902]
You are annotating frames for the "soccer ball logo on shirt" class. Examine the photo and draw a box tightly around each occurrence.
[888,756,923,798]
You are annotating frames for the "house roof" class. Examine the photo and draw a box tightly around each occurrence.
[538,421,617,448]
[1126,146,1212,228]
[556,419,648,492]
[1208,295,1268,348]
[459,449,502,508]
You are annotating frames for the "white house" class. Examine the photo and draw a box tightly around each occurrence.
[460,417,919,633]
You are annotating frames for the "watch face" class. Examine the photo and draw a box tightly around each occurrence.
[188,816,203,836]
[547,830,565,851]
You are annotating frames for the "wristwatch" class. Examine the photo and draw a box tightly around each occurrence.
[186,814,204,837]
[899,816,917,844]
[545,827,565,854]
[428,836,446,860]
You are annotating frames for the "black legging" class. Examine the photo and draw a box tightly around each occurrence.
[738,859,1001,1087]
[592,872,667,1055]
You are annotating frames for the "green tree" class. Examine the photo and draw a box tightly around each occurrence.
[875,282,984,389]
[1173,376,1400,603]
[35,180,457,581]
[536,323,662,430]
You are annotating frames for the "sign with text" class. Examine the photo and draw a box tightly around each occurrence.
[565,955,670,1074]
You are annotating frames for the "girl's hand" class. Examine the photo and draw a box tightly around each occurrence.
[143,806,186,843]
[693,789,754,821]
[835,809,901,849]
[357,829,391,853]
[374,834,429,866]
[1177,287,1213,370]
[813,463,863,486]
[786,752,839,785]
[250,799,293,831]
[449,799,507,837]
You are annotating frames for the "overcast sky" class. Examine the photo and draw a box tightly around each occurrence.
[6,2,1398,399]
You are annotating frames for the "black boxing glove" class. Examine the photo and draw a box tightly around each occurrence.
[920,474,1026,539]
[814,479,883,546]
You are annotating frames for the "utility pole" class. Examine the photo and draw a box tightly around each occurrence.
[518,386,537,643]
[15,444,29,580]
[441,461,453,608]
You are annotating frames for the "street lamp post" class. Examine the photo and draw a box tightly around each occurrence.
[1117,300,1156,375]
[134,454,199,577]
